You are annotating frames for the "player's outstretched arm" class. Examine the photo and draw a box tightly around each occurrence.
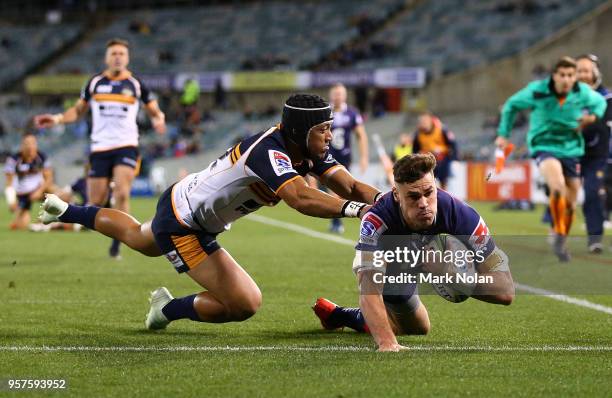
[34,99,89,128]
[472,247,514,306]
[144,100,166,134]
[276,175,368,219]
[358,270,407,352]
[322,167,381,204]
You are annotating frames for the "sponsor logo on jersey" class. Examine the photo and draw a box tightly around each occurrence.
[165,250,185,270]
[360,213,384,237]
[469,217,490,250]
[121,88,134,97]
[324,153,335,164]
[268,150,294,176]
[96,85,113,93]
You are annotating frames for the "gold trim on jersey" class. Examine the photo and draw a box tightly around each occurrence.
[230,144,242,165]
[274,175,301,195]
[93,93,136,104]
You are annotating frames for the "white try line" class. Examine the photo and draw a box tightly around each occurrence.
[246,214,612,316]
[0,345,610,353]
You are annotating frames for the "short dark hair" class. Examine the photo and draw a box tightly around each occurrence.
[552,56,576,72]
[393,152,437,184]
[106,38,129,49]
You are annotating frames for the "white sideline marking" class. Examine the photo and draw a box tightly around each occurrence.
[514,283,612,315]
[246,214,612,316]
[0,345,610,353]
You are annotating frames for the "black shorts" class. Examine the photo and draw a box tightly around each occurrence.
[151,185,221,273]
[17,194,32,210]
[533,152,580,178]
[88,146,140,179]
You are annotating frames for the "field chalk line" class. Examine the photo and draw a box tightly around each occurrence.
[1,345,610,353]
[246,214,612,316]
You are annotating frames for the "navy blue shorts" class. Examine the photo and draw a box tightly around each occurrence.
[434,157,452,184]
[151,185,221,273]
[533,152,580,178]
[89,146,140,179]
[17,194,32,210]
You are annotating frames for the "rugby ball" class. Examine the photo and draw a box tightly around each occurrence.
[426,235,476,303]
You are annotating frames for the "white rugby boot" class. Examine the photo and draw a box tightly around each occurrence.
[39,194,69,225]
[145,287,174,330]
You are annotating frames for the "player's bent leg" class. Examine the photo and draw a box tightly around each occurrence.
[155,249,262,328]
[185,249,262,322]
[385,296,430,336]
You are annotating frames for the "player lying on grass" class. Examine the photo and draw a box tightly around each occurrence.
[313,153,515,352]
[39,94,382,330]
[4,133,71,230]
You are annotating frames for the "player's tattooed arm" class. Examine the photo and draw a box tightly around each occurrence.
[358,270,407,352]
[276,176,368,218]
[322,167,381,204]
[472,247,514,306]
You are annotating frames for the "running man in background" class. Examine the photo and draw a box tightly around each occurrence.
[34,38,166,259]
[576,54,612,253]
[327,83,370,233]
[496,56,606,261]
[412,112,457,190]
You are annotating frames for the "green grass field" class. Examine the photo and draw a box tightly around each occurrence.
[0,198,611,397]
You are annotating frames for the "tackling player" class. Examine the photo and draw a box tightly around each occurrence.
[34,38,166,259]
[327,83,369,233]
[4,133,66,230]
[40,94,382,331]
[313,153,514,352]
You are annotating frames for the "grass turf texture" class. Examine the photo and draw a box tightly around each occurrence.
[0,198,610,397]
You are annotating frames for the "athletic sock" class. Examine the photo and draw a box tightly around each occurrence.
[564,205,574,235]
[109,239,121,255]
[328,306,368,333]
[58,204,100,230]
[162,295,201,322]
[549,195,567,235]
[331,218,342,229]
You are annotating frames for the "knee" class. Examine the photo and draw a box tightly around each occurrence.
[113,187,130,205]
[494,293,514,306]
[226,288,262,321]
[398,320,430,336]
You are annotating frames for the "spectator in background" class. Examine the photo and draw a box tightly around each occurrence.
[412,112,457,190]
[576,54,612,253]
[391,133,413,162]
[179,79,201,138]
[214,78,226,110]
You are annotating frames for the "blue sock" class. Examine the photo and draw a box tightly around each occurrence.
[110,239,121,255]
[331,218,342,228]
[162,295,202,322]
[329,307,367,332]
[58,204,100,230]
